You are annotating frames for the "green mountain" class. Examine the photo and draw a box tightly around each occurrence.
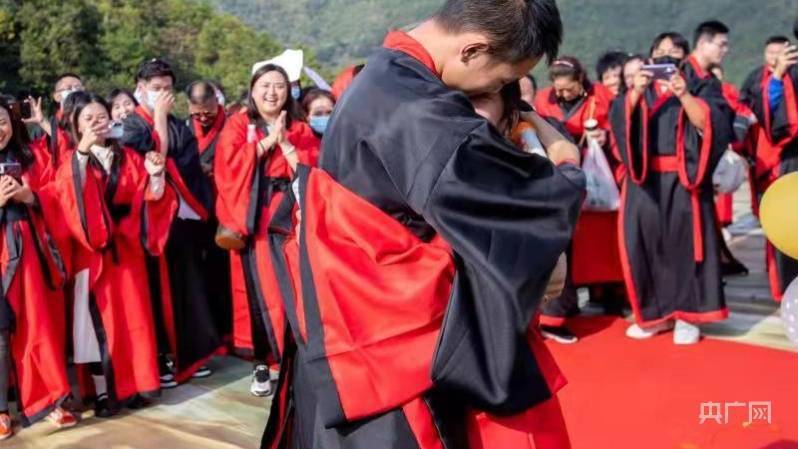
[210,0,797,85]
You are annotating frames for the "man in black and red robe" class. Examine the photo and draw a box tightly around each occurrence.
[185,80,232,344]
[259,1,586,448]
[739,31,798,300]
[121,59,221,385]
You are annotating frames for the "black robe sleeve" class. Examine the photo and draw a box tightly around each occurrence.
[415,121,585,414]
[120,115,156,153]
[167,118,213,211]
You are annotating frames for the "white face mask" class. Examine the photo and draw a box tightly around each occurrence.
[145,90,161,110]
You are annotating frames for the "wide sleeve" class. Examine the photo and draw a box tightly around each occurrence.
[769,68,798,145]
[610,91,650,185]
[679,84,735,188]
[214,117,259,237]
[112,150,179,256]
[170,120,213,215]
[415,121,585,414]
[120,115,156,155]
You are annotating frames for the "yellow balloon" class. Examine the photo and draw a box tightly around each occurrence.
[760,172,798,260]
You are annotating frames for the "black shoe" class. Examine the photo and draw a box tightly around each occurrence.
[540,325,579,344]
[159,355,178,389]
[94,394,114,418]
[127,394,152,410]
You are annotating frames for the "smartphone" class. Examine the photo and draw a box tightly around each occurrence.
[0,162,23,182]
[20,100,32,120]
[641,63,678,81]
[107,121,124,139]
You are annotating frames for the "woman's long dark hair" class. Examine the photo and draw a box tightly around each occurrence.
[68,92,125,167]
[247,64,304,130]
[300,88,336,119]
[107,88,139,109]
[548,55,592,92]
[498,81,523,136]
[0,98,36,169]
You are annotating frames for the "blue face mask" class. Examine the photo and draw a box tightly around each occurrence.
[309,115,330,134]
[291,85,302,100]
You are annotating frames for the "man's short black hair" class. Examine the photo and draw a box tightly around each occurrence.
[650,32,690,57]
[136,58,176,84]
[765,35,790,47]
[693,20,730,47]
[435,0,563,64]
[596,51,626,81]
[793,17,798,40]
[54,72,82,87]
[186,80,217,105]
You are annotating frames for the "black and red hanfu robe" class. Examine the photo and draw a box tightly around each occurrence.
[259,30,584,449]
[121,106,221,381]
[214,111,319,362]
[188,106,233,346]
[610,57,735,326]
[740,64,798,300]
[51,147,178,405]
[1,145,70,426]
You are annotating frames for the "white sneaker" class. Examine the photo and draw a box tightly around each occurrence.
[673,320,701,345]
[250,365,274,397]
[625,320,674,339]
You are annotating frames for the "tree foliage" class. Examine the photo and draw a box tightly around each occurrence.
[0,0,288,109]
[212,0,798,86]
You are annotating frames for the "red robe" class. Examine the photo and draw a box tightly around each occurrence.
[2,146,70,426]
[191,105,227,176]
[535,83,624,286]
[214,112,320,361]
[51,148,178,405]
[331,65,361,101]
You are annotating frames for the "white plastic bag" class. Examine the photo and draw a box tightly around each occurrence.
[713,148,746,194]
[582,138,620,211]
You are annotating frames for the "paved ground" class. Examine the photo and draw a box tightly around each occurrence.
[5,184,795,448]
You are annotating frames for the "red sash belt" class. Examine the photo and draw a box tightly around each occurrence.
[650,156,704,262]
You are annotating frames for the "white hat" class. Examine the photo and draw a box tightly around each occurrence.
[251,49,304,82]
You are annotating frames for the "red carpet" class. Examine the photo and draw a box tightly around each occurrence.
[546,316,798,449]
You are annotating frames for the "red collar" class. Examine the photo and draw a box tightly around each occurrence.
[383,30,440,78]
[192,105,226,137]
[687,55,711,80]
[135,105,155,126]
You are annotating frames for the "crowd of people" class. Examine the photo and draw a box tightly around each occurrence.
[0,1,796,447]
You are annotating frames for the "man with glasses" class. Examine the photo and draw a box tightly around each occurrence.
[186,81,225,176]
[689,20,730,78]
[22,73,84,167]
[185,80,232,350]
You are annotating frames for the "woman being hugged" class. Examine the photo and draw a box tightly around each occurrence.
[214,64,319,396]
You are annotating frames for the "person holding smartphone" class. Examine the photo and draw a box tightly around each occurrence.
[50,92,178,417]
[611,31,735,345]
[22,73,84,169]
[0,98,77,440]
